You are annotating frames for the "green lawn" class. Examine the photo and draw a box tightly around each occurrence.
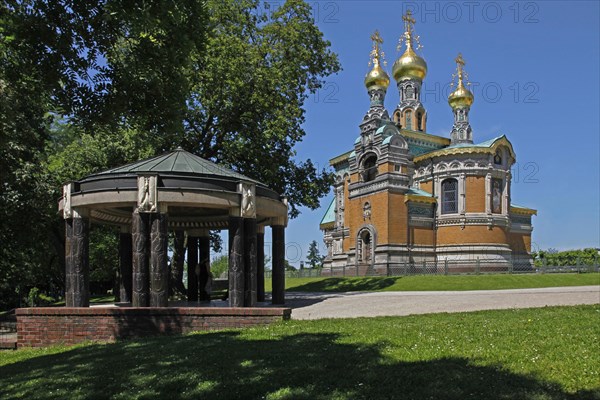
[265,272,600,293]
[1,305,598,399]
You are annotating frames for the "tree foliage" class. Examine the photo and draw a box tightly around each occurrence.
[306,239,324,268]
[0,0,339,309]
[533,248,599,267]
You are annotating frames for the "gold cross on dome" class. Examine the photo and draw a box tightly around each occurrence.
[370,30,385,66]
[402,10,416,32]
[371,30,384,48]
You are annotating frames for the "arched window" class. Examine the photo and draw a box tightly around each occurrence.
[362,154,378,182]
[417,112,423,131]
[441,178,458,214]
[494,150,502,165]
[405,110,412,130]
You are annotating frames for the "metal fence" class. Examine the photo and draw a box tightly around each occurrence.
[265,260,600,279]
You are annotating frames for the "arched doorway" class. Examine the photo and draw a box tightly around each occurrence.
[356,225,377,268]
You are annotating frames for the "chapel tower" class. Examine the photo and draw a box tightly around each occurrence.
[448,53,475,144]
[392,10,427,132]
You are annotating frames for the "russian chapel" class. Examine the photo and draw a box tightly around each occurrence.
[320,11,537,273]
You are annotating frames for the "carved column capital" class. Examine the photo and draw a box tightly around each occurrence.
[137,175,158,213]
[63,183,72,219]
[239,182,256,219]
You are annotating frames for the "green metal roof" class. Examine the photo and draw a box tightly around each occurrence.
[407,187,433,197]
[445,135,505,149]
[90,148,261,184]
[320,198,335,225]
[511,203,537,211]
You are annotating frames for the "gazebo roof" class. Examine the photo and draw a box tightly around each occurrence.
[86,148,262,185]
[60,148,288,230]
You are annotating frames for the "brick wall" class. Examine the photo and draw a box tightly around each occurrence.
[437,225,508,245]
[16,307,291,348]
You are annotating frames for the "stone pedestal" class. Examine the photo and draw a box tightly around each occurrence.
[132,211,150,307]
[228,216,244,307]
[150,213,169,307]
[272,225,285,305]
[65,216,90,307]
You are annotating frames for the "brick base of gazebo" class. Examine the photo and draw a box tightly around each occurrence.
[16,307,291,348]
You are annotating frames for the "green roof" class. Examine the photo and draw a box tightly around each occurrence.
[407,188,433,197]
[445,135,505,149]
[91,148,261,184]
[511,203,536,211]
[320,198,335,226]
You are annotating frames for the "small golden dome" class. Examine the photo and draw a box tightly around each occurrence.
[392,47,427,82]
[448,53,474,108]
[448,82,474,108]
[365,60,390,90]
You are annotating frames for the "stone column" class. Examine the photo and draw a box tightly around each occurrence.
[243,218,257,307]
[502,176,510,216]
[187,236,199,302]
[459,173,466,215]
[434,176,441,217]
[65,210,90,307]
[118,228,133,303]
[150,213,169,307]
[132,211,150,307]
[228,216,244,307]
[199,236,211,301]
[256,226,265,302]
[271,224,285,305]
[485,173,492,214]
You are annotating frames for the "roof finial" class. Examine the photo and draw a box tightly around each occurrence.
[451,53,470,90]
[398,10,422,52]
[365,30,390,91]
[449,52,474,110]
[369,30,386,67]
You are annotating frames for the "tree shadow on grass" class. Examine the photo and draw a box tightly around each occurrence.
[287,277,402,293]
[1,330,597,400]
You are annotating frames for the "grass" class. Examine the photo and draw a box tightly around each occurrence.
[264,272,600,293]
[1,305,598,399]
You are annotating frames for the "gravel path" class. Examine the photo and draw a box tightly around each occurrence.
[287,286,600,320]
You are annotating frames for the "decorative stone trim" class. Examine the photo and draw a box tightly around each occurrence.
[137,175,158,213]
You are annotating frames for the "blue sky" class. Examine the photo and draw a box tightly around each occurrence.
[272,0,600,265]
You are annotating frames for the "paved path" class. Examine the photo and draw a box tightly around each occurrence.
[287,286,600,320]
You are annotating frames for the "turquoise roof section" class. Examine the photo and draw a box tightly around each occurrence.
[91,148,262,184]
[382,136,392,145]
[511,203,536,211]
[354,136,361,144]
[446,135,505,149]
[320,198,335,225]
[407,188,433,197]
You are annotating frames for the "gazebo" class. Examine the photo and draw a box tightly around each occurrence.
[58,148,288,308]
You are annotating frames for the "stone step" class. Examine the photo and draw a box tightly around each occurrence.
[0,322,17,333]
[0,335,17,350]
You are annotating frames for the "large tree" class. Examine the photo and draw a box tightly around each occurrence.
[0,0,340,308]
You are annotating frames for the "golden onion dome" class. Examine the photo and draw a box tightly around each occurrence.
[365,59,390,90]
[448,53,474,108]
[392,47,427,81]
[448,81,474,108]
